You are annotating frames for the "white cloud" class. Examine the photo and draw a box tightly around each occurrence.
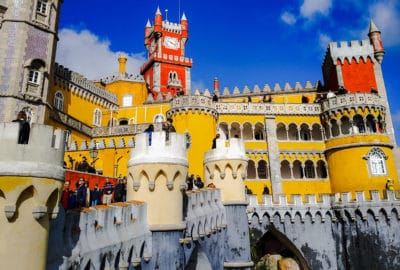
[56,28,146,80]
[319,33,332,50]
[300,0,332,18]
[281,11,297,25]
[369,0,400,47]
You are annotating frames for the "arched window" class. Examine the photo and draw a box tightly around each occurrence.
[292,160,302,179]
[218,122,229,139]
[27,59,45,85]
[323,122,331,139]
[154,114,165,123]
[299,123,311,141]
[330,119,340,137]
[311,123,323,140]
[247,160,256,179]
[257,160,268,179]
[276,123,287,140]
[242,122,253,140]
[254,122,265,140]
[316,160,328,178]
[364,148,387,176]
[119,118,129,126]
[280,160,291,179]
[93,108,102,126]
[340,116,351,135]
[353,115,365,134]
[366,114,376,133]
[230,122,241,138]
[288,123,298,140]
[54,91,64,111]
[122,94,133,107]
[304,160,315,178]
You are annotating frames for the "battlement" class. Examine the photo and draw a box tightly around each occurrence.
[321,92,385,113]
[128,132,188,166]
[204,138,248,164]
[49,201,152,269]
[54,63,118,105]
[167,95,218,118]
[185,188,227,239]
[162,20,182,33]
[0,123,65,180]
[248,190,400,223]
[323,39,374,65]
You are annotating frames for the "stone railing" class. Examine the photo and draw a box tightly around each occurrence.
[321,93,386,113]
[247,190,400,224]
[216,102,321,115]
[50,109,92,136]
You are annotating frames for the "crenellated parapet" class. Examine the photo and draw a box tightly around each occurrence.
[204,138,248,204]
[183,188,227,242]
[48,202,152,269]
[248,190,400,225]
[167,95,218,119]
[54,63,118,108]
[323,40,375,66]
[99,72,145,84]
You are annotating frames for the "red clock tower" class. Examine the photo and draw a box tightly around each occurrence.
[140,7,193,100]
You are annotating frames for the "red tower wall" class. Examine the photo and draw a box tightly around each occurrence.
[339,57,377,93]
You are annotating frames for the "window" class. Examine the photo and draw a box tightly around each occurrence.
[122,94,133,107]
[28,70,40,84]
[93,109,102,127]
[54,91,64,111]
[365,148,387,175]
[36,0,48,14]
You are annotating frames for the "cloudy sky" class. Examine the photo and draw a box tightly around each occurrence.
[57,0,400,144]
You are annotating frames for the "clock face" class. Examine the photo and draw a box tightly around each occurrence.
[163,36,180,50]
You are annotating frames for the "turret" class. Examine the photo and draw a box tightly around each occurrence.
[153,6,162,37]
[204,137,253,268]
[0,123,65,269]
[180,12,188,41]
[144,19,152,49]
[368,20,385,64]
[127,131,188,229]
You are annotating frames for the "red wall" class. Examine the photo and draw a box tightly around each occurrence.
[65,170,118,190]
[340,57,377,93]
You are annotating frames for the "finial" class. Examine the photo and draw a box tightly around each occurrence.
[146,19,151,27]
[165,9,168,21]
[156,6,161,15]
[369,19,380,33]
[181,12,187,21]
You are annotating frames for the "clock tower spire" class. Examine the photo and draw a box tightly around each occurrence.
[140,7,193,99]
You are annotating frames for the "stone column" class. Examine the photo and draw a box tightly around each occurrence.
[265,116,282,200]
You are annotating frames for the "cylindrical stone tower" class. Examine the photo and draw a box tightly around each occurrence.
[203,137,253,269]
[0,123,65,269]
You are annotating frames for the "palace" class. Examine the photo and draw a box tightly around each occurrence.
[0,1,400,269]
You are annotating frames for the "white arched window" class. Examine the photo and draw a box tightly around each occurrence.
[364,148,387,176]
[93,108,102,127]
[54,91,64,111]
[122,94,133,107]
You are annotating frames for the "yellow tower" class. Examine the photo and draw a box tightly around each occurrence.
[127,131,188,229]
[167,95,218,178]
[0,123,65,269]
[321,93,398,195]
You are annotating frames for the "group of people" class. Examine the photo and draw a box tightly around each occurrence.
[61,177,128,210]
[186,174,205,190]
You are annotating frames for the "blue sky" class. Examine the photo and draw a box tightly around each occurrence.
[56,0,400,145]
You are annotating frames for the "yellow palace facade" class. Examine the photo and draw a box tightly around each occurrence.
[47,10,398,200]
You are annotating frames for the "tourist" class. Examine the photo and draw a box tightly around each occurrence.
[114,179,124,202]
[162,118,176,141]
[102,178,114,205]
[262,185,270,195]
[194,175,204,189]
[12,111,30,144]
[76,178,87,208]
[212,133,220,149]
[90,184,102,206]
[386,178,395,191]
[144,124,154,145]
[61,180,71,210]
